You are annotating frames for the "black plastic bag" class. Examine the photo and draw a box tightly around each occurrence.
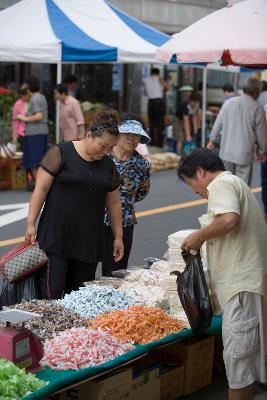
[0,274,40,310]
[172,250,213,335]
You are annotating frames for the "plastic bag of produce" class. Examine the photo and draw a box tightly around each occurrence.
[172,250,213,335]
[0,274,39,309]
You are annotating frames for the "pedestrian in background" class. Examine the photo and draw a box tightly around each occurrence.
[12,85,30,146]
[17,76,48,189]
[54,83,85,141]
[259,81,267,219]
[176,91,201,154]
[25,110,123,299]
[258,80,267,110]
[178,148,267,400]
[222,83,236,102]
[207,78,267,186]
[64,74,79,99]
[102,113,151,276]
[144,68,169,147]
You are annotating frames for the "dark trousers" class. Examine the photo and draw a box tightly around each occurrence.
[148,98,165,147]
[102,225,134,277]
[38,252,97,299]
[261,162,267,215]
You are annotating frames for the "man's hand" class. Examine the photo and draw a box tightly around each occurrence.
[113,238,124,262]
[185,134,192,142]
[259,153,267,163]
[181,230,204,252]
[206,140,215,150]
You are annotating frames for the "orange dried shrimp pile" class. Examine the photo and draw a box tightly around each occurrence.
[91,305,185,344]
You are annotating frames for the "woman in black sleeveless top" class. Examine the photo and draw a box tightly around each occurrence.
[25,111,123,299]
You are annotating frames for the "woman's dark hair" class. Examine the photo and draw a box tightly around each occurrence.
[55,83,68,95]
[177,148,225,182]
[89,109,120,137]
[25,76,40,93]
[120,112,146,130]
[18,88,28,96]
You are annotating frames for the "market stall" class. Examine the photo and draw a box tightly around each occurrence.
[0,229,222,400]
[22,316,221,400]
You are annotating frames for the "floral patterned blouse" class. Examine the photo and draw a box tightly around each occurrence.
[105,151,151,227]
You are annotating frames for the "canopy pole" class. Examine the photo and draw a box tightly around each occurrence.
[56,58,62,144]
[201,67,207,147]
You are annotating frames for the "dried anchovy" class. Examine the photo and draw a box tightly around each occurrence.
[3,300,89,343]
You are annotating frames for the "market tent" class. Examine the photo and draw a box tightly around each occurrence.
[156,0,266,146]
[156,0,267,67]
[0,0,170,141]
[0,0,169,64]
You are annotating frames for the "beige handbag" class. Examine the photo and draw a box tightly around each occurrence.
[0,241,48,283]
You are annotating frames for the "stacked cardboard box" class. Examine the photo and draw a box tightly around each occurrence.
[49,368,133,400]
[132,358,160,400]
[163,335,215,395]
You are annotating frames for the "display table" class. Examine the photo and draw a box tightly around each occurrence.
[23,316,222,400]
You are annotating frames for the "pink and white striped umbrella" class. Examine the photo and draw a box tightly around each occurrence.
[156,0,267,67]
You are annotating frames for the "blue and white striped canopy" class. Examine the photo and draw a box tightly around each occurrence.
[0,0,170,63]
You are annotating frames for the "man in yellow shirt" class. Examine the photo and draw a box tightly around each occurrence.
[177,148,267,400]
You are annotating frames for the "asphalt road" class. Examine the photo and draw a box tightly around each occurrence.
[0,163,263,265]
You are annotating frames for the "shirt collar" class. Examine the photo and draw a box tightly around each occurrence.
[207,171,232,192]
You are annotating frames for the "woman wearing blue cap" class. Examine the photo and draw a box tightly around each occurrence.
[102,113,151,276]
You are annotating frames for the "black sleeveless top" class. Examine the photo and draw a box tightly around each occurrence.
[37,142,120,263]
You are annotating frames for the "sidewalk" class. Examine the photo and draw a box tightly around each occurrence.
[181,371,267,399]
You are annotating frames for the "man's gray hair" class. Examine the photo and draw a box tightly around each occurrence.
[243,78,262,97]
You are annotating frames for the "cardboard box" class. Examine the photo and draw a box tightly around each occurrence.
[132,357,160,400]
[163,335,215,395]
[150,349,184,400]
[48,368,132,400]
[160,365,184,400]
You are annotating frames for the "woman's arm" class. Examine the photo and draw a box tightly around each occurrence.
[192,108,201,135]
[106,189,124,262]
[135,164,150,202]
[25,168,55,243]
[77,124,85,140]
[18,112,43,123]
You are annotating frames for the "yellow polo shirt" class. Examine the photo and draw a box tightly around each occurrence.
[199,171,267,314]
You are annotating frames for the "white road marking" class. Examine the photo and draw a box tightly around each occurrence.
[0,203,29,211]
[0,207,28,228]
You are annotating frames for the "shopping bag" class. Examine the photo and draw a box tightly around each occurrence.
[172,250,213,335]
[182,140,197,155]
